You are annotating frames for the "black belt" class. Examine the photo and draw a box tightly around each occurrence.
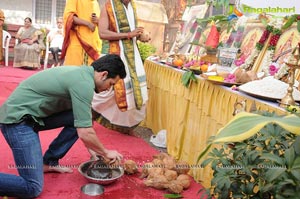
[18,116,39,131]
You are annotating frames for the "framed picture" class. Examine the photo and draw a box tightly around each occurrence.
[273,26,300,67]
[231,21,267,71]
[255,23,300,79]
[218,47,239,67]
[170,19,199,54]
[188,25,211,56]
[169,4,208,54]
[276,25,300,81]
[219,29,232,46]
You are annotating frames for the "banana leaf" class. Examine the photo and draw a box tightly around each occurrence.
[213,112,300,143]
[197,112,300,163]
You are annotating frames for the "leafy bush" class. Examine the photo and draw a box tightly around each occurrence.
[199,111,300,199]
[137,41,156,62]
[3,23,7,31]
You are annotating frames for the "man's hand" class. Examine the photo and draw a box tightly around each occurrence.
[87,22,96,32]
[138,31,151,42]
[103,149,123,164]
[91,15,98,24]
[130,27,144,38]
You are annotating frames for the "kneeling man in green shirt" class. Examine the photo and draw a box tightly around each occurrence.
[0,54,126,198]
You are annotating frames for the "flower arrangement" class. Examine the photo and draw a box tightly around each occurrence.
[267,28,282,51]
[260,27,284,77]
[269,63,279,75]
[259,14,300,79]
[255,25,273,50]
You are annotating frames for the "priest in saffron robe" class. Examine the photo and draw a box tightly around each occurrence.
[61,0,102,66]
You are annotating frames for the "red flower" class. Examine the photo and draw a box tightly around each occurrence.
[225,74,236,83]
[269,64,279,75]
[234,59,245,66]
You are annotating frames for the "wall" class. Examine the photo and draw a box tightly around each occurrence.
[0,0,33,24]
[0,0,32,11]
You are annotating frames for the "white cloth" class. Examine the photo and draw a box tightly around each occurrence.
[48,28,64,49]
[92,2,148,127]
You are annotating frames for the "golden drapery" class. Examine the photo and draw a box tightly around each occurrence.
[144,60,286,188]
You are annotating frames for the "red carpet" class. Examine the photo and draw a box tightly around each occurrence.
[0,65,206,199]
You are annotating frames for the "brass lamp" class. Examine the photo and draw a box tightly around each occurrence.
[174,27,181,55]
[279,44,300,108]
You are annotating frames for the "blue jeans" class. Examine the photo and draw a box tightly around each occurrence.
[36,111,79,166]
[0,111,78,198]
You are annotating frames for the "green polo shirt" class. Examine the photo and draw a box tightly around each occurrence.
[0,66,95,128]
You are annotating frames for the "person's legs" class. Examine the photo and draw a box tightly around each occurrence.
[0,123,44,198]
[49,47,60,66]
[36,111,79,173]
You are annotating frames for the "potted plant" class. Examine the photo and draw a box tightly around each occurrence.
[198,111,300,199]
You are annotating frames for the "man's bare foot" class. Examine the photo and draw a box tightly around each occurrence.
[43,164,73,173]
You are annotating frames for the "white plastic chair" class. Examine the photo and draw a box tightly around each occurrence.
[44,32,62,70]
[2,30,11,66]
[44,33,51,69]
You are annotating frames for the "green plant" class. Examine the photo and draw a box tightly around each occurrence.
[3,23,7,31]
[137,41,156,62]
[198,111,300,199]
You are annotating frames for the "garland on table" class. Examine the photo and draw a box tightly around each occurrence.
[232,25,273,70]
[260,28,284,77]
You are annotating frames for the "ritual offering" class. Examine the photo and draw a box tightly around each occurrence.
[233,68,258,84]
[238,76,300,101]
[207,75,224,82]
[141,152,192,194]
[123,159,138,174]
[78,158,124,185]
[205,24,220,49]
[87,158,113,179]
[139,30,151,42]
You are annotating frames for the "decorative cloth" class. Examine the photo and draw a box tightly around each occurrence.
[92,0,148,129]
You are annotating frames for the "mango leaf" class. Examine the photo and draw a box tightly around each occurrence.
[260,17,268,26]
[212,112,300,143]
[282,15,296,30]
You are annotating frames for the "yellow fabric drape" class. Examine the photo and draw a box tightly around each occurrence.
[144,60,286,188]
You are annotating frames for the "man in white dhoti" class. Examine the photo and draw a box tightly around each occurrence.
[92,0,150,134]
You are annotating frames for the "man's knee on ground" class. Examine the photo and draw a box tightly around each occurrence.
[22,182,43,198]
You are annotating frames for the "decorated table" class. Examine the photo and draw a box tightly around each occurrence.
[143,59,287,188]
